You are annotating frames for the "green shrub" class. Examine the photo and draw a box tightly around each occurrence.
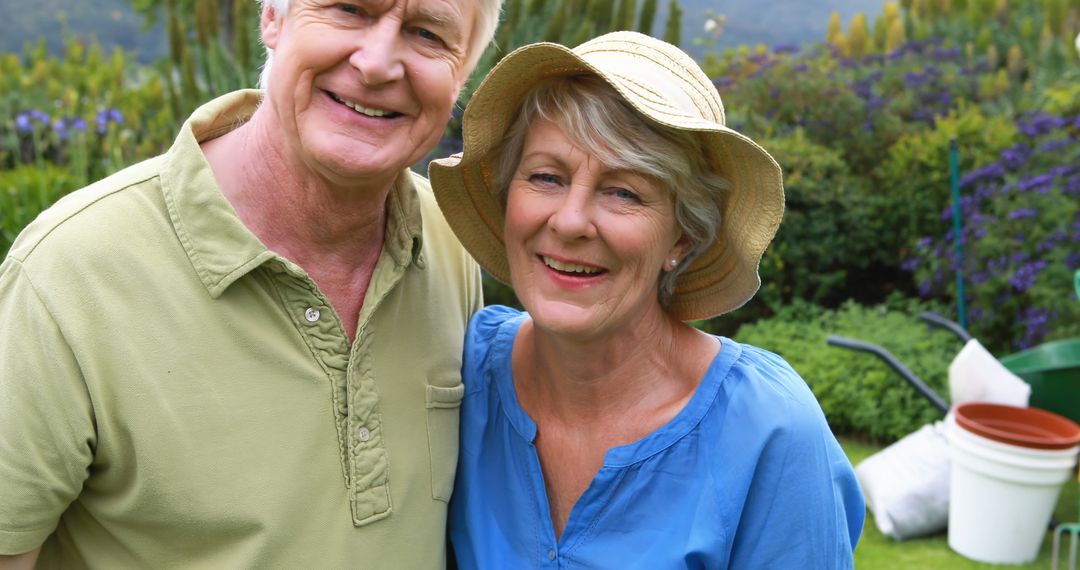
[0,164,77,256]
[756,130,880,310]
[734,298,961,442]
[875,105,1019,266]
[0,38,176,177]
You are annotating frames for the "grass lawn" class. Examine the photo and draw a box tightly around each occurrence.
[840,436,1079,569]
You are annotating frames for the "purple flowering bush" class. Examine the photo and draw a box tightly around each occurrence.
[0,39,175,181]
[876,105,1019,265]
[909,112,1080,352]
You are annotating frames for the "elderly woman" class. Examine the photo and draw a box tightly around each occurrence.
[430,32,864,568]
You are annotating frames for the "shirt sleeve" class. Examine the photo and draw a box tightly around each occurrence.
[727,350,865,570]
[466,262,483,319]
[0,258,95,554]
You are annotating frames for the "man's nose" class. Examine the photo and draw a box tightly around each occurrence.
[349,19,406,86]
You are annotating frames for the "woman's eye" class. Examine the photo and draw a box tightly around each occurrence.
[529,173,561,186]
[611,188,641,202]
[336,3,361,15]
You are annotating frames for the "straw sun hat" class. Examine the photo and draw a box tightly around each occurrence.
[429,31,784,321]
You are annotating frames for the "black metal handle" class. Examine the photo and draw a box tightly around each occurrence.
[826,335,950,415]
[918,311,973,343]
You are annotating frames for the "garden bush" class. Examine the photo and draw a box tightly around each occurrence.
[0,39,177,178]
[734,297,960,442]
[876,104,1019,265]
[909,112,1080,352]
[756,130,880,309]
[0,164,77,255]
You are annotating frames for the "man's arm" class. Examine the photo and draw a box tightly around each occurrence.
[0,547,41,570]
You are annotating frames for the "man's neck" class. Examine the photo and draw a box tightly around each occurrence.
[200,107,396,341]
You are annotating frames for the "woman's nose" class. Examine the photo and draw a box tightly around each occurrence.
[547,187,597,240]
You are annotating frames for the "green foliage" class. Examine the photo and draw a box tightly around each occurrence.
[663,0,683,46]
[615,0,638,30]
[0,37,180,254]
[588,0,615,31]
[735,299,959,441]
[754,130,881,310]
[875,105,1019,266]
[132,0,262,117]
[0,165,78,256]
[0,38,176,176]
[459,0,685,125]
[482,273,522,310]
[638,0,659,36]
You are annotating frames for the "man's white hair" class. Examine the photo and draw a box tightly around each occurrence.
[255,0,502,90]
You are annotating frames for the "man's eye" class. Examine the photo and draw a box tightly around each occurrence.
[415,27,443,44]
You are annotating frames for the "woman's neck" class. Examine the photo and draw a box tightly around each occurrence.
[513,312,718,430]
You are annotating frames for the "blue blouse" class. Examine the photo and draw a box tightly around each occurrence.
[450,306,864,569]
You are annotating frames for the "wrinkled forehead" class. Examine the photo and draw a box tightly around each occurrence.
[341,0,474,29]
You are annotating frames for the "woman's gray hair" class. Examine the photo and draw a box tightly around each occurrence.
[490,74,729,307]
[255,0,502,90]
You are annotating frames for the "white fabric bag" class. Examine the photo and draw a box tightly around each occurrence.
[856,421,952,540]
[948,339,1030,407]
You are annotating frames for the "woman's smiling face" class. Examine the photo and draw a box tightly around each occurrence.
[504,119,687,340]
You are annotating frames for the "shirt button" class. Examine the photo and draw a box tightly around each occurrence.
[356,426,370,442]
[548,548,556,561]
[304,307,320,322]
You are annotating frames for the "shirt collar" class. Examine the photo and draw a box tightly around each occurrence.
[161,90,425,298]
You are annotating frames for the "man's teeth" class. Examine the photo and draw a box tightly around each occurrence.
[335,94,391,117]
[543,257,602,274]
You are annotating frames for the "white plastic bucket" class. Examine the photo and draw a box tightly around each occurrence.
[946,413,1080,564]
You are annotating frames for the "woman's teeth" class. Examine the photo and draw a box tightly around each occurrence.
[543,256,602,274]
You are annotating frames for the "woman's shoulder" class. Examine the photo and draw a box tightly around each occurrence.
[714,338,829,430]
[466,305,525,347]
[462,305,526,391]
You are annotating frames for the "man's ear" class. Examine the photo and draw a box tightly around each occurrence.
[261,5,282,49]
[452,74,471,103]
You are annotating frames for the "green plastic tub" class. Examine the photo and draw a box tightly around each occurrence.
[1001,338,1080,425]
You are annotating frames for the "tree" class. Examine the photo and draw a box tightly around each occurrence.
[663,0,683,46]
[886,18,907,52]
[827,12,844,45]
[615,0,637,30]
[126,0,259,116]
[847,13,870,57]
[588,0,615,32]
[638,0,658,35]
[496,0,523,51]
[872,13,889,52]
[542,1,569,43]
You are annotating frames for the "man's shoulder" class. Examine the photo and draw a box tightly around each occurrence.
[408,169,475,264]
[408,170,442,225]
[7,156,167,264]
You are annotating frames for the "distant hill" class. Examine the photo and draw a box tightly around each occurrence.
[1,0,887,64]
[2,0,165,62]
[673,0,888,54]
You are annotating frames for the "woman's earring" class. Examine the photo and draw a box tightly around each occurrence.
[670,258,679,269]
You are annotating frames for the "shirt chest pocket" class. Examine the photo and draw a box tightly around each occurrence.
[425,383,464,502]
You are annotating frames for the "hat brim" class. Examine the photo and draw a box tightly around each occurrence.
[430,34,783,321]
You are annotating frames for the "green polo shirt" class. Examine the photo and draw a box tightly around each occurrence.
[0,90,482,568]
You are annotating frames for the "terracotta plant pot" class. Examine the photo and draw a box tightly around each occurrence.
[954,402,1080,450]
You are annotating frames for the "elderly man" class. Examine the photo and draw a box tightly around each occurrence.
[0,0,500,566]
